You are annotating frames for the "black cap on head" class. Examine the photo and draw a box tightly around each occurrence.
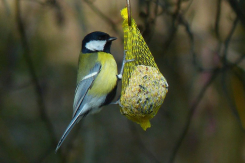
[82,31,117,54]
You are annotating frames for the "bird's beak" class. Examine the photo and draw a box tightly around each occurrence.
[108,37,117,42]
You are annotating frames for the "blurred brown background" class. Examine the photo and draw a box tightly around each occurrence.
[1,0,245,162]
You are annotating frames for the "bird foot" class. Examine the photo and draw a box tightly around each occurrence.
[117,50,134,80]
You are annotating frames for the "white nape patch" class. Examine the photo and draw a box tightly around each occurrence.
[81,72,98,81]
[85,40,106,51]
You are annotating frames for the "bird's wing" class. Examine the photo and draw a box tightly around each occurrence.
[72,62,101,118]
[55,63,101,152]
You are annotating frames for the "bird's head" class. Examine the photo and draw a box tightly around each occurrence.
[82,31,117,54]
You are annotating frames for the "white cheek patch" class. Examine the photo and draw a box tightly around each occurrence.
[85,40,106,51]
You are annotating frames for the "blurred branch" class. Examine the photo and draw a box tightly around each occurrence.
[145,0,160,41]
[229,53,245,67]
[153,0,159,18]
[170,10,243,163]
[139,0,151,37]
[128,122,161,163]
[220,16,245,129]
[15,0,65,161]
[174,0,182,19]
[222,16,239,65]
[73,0,87,31]
[178,16,194,64]
[46,0,65,26]
[84,0,122,39]
[214,0,223,68]
[179,15,218,72]
[138,0,162,41]
[163,0,195,56]
[221,71,241,124]
[228,0,245,27]
[222,17,244,69]
[175,13,213,72]
[169,69,220,163]
[182,0,193,15]
[232,68,245,93]
[144,0,168,15]
[164,0,182,50]
[215,0,222,40]
[18,0,65,25]
[158,0,215,71]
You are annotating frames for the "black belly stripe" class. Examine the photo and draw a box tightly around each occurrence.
[101,82,118,106]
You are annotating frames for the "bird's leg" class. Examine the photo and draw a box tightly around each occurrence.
[113,50,134,107]
[110,96,123,107]
[117,50,134,80]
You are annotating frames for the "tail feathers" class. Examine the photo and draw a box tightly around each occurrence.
[55,114,81,153]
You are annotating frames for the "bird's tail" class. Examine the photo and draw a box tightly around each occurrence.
[55,113,81,153]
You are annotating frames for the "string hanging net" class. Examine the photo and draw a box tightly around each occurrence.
[120,8,168,130]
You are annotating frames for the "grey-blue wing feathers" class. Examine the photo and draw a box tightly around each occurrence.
[55,63,101,152]
[73,63,101,117]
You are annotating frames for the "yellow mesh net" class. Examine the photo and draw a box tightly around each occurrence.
[120,8,168,130]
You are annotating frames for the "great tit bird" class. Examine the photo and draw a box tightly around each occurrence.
[55,31,119,152]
